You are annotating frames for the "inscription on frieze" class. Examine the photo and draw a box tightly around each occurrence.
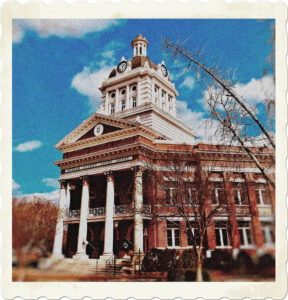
[64,156,133,173]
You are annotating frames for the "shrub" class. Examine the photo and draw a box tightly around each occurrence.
[235,251,254,274]
[142,248,177,272]
[257,254,275,269]
[203,249,234,272]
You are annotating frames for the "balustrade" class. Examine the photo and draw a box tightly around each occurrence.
[66,204,151,219]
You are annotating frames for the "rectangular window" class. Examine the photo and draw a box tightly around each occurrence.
[167,221,180,247]
[165,187,177,205]
[256,186,271,205]
[187,227,200,246]
[121,101,125,111]
[110,103,115,114]
[212,183,225,205]
[215,222,229,247]
[185,188,197,205]
[262,222,275,245]
[132,97,137,108]
[234,184,248,205]
[238,221,253,247]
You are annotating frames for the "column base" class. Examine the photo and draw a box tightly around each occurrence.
[50,253,65,260]
[73,253,89,260]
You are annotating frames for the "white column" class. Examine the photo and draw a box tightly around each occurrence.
[165,93,169,112]
[159,88,162,108]
[133,167,144,254]
[66,183,71,210]
[52,180,67,258]
[115,88,120,112]
[103,172,114,256]
[74,176,89,259]
[152,82,155,104]
[137,81,141,106]
[126,85,130,109]
[105,92,109,114]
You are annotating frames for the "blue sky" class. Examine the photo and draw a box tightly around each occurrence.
[12,19,275,199]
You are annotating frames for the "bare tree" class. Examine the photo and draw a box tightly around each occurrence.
[146,148,226,282]
[162,38,275,189]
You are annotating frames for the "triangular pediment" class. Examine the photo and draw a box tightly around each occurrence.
[55,113,138,149]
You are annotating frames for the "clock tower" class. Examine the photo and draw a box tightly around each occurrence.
[98,34,196,143]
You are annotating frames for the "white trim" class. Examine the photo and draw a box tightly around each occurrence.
[259,216,274,222]
[202,166,275,174]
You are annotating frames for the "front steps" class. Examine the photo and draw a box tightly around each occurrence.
[39,257,132,275]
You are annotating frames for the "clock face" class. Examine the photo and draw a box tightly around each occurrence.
[161,64,168,77]
[117,61,128,73]
[93,124,104,136]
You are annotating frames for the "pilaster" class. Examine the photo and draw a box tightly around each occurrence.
[137,81,141,106]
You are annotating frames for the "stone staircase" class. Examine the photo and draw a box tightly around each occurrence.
[39,257,131,275]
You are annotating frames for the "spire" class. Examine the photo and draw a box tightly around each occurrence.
[131,34,148,57]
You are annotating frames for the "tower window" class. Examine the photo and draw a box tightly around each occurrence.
[111,93,115,98]
[121,101,125,111]
[132,97,137,108]
[132,85,137,92]
[162,92,164,97]
[140,47,142,55]
[121,89,126,95]
[110,103,115,114]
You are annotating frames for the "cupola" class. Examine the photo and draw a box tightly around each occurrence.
[131,34,148,57]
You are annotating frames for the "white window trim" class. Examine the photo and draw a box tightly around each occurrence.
[167,227,180,247]
[215,226,229,248]
[239,226,253,247]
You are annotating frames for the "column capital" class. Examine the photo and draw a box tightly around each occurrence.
[104,171,114,180]
[58,180,67,189]
[80,176,89,186]
[132,166,144,176]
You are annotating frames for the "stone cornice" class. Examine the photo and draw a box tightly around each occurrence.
[57,125,161,153]
[115,102,196,138]
[100,67,177,95]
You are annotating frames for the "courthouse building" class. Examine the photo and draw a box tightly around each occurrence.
[52,34,275,262]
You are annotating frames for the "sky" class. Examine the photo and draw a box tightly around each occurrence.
[12,19,275,200]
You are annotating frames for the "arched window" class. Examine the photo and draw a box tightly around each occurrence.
[140,47,142,55]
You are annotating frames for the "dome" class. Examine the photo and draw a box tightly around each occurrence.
[131,34,148,47]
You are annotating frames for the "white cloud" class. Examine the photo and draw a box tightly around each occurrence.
[233,75,275,104]
[176,100,220,143]
[71,66,112,112]
[12,179,20,190]
[42,178,59,189]
[179,76,195,90]
[13,19,121,43]
[20,190,60,203]
[14,140,43,152]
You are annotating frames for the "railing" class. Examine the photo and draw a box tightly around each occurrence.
[114,205,132,215]
[89,207,105,217]
[66,204,152,219]
[67,209,80,218]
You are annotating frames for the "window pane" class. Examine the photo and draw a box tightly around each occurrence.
[234,190,239,204]
[222,229,228,245]
[240,229,245,245]
[174,229,180,246]
[255,190,261,204]
[246,229,251,245]
[262,190,270,205]
[215,229,221,246]
[167,230,172,246]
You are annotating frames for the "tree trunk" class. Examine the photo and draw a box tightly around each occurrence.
[196,248,203,282]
